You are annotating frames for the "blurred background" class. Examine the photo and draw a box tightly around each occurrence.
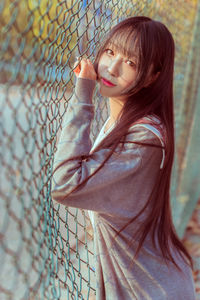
[0,0,200,299]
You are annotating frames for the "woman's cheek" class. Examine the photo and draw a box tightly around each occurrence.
[97,62,103,77]
[122,69,137,87]
[98,56,111,74]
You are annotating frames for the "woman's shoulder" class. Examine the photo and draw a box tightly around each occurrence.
[130,114,163,128]
[128,114,165,144]
[126,115,166,169]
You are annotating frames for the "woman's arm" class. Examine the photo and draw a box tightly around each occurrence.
[51,77,163,215]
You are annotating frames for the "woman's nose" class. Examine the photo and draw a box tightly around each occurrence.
[107,58,121,77]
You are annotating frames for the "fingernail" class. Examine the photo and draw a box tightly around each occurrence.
[73,65,81,74]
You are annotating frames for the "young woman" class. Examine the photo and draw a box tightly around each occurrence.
[51,16,196,299]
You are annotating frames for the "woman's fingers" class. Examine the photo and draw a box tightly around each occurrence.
[73,58,88,76]
[73,57,81,76]
[79,58,97,80]
[73,57,97,80]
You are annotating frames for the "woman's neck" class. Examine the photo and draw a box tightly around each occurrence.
[103,96,127,134]
[109,97,125,122]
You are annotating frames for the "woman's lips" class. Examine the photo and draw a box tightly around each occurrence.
[101,77,116,87]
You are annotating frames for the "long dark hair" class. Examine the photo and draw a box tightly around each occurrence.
[73,17,193,269]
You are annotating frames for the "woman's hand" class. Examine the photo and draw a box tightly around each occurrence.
[73,58,97,81]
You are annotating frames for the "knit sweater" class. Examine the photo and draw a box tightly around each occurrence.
[51,78,196,300]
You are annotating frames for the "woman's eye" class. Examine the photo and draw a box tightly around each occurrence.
[105,49,114,55]
[126,60,136,68]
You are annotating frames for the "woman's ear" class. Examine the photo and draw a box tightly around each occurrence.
[144,71,160,87]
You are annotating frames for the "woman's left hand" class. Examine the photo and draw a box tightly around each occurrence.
[73,58,97,81]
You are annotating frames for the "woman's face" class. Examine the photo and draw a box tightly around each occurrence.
[97,43,139,101]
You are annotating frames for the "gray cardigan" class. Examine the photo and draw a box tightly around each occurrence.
[51,78,195,299]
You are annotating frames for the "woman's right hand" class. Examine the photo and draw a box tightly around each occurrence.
[73,58,97,81]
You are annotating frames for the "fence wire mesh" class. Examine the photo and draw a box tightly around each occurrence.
[0,0,200,299]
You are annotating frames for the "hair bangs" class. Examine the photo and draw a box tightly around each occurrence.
[105,27,140,62]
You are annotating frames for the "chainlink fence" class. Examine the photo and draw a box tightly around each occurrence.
[0,0,200,299]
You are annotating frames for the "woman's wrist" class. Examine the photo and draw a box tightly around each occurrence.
[74,78,96,104]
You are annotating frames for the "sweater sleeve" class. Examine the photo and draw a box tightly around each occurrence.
[51,78,163,214]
